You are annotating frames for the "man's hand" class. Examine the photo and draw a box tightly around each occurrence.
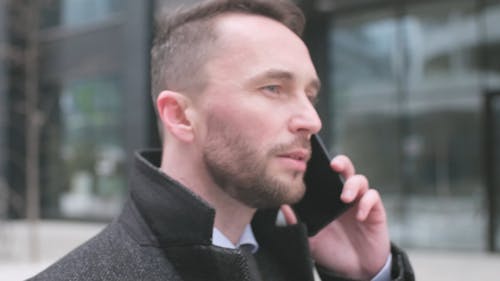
[281,155,390,280]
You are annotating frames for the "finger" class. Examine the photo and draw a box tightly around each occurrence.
[280,205,298,225]
[356,189,385,221]
[331,155,355,180]
[340,174,369,203]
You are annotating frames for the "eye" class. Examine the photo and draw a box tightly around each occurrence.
[261,85,281,95]
[307,93,319,106]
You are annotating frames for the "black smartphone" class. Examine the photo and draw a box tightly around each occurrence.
[292,134,352,236]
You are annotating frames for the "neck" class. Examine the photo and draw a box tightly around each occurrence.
[212,196,256,245]
[161,142,256,245]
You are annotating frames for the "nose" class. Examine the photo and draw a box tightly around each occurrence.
[288,96,322,136]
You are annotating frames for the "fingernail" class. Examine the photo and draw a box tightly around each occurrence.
[332,159,343,170]
[343,189,353,200]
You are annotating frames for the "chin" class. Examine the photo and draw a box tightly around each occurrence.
[279,181,306,205]
[285,189,306,205]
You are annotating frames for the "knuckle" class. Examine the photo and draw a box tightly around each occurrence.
[354,174,369,188]
[368,189,380,199]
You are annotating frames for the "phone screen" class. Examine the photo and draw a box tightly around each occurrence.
[292,134,352,236]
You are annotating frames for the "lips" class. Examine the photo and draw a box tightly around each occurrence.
[278,149,311,162]
[276,149,311,172]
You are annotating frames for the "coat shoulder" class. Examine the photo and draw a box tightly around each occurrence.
[28,221,180,281]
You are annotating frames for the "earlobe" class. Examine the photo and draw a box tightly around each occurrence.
[156,91,195,142]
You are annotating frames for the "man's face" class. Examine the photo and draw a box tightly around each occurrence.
[195,14,322,209]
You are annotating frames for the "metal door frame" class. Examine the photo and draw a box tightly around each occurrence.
[484,90,500,252]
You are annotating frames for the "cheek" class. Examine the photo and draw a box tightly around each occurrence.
[202,92,290,146]
[213,103,272,132]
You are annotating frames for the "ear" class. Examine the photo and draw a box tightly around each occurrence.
[156,91,195,142]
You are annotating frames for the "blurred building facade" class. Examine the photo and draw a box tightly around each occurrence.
[0,0,155,221]
[1,0,500,253]
[306,0,500,252]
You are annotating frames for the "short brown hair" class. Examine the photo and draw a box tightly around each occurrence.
[150,0,305,103]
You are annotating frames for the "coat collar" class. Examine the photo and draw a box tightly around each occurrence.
[130,150,215,247]
[125,150,315,281]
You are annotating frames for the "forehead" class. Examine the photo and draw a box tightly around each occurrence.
[213,13,305,52]
[206,13,318,84]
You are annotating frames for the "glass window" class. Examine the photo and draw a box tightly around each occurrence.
[46,78,126,220]
[405,1,480,104]
[329,0,486,250]
[329,9,409,244]
[331,11,401,114]
[330,11,403,194]
[483,1,500,91]
[62,0,121,27]
[41,0,122,29]
[402,0,484,250]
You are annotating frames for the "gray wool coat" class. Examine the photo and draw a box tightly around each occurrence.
[29,151,414,281]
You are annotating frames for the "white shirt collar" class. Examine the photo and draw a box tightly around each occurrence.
[212,224,259,253]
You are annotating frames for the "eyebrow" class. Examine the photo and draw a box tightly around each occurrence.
[249,69,322,93]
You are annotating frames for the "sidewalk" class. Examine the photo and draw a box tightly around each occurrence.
[409,249,500,280]
[0,220,105,280]
[1,220,500,280]
[1,261,53,280]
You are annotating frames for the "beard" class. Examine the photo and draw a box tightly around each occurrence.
[202,115,310,209]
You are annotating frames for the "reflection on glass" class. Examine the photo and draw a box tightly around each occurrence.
[330,1,486,250]
[41,0,122,29]
[402,1,484,250]
[405,1,480,103]
[331,12,400,110]
[57,78,125,219]
[483,3,500,90]
[62,0,121,27]
[330,12,402,191]
[329,11,406,246]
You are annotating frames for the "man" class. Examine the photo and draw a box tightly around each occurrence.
[31,0,414,280]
